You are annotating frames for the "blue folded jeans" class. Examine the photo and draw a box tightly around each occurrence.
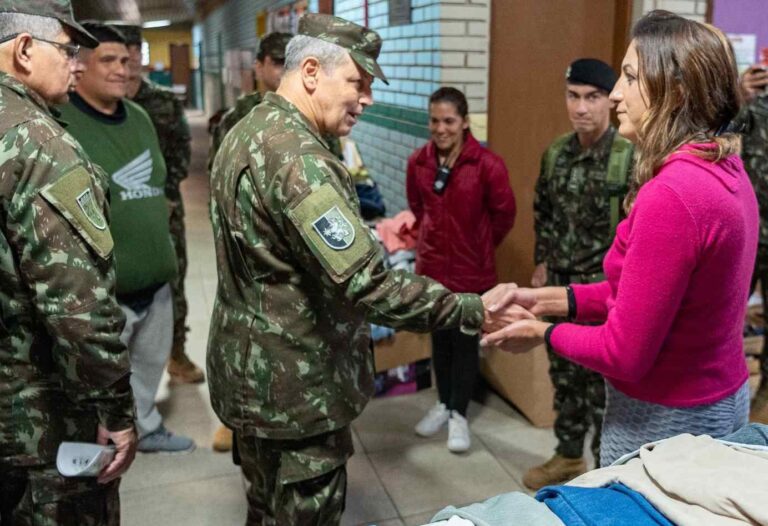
[536,483,673,525]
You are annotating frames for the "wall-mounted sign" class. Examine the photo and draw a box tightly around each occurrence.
[389,0,412,27]
[728,33,757,72]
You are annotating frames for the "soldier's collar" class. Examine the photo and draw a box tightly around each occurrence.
[0,71,56,118]
[263,91,331,150]
[570,125,615,159]
[135,79,151,99]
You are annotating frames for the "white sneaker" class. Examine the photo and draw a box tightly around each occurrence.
[447,412,471,453]
[414,402,450,437]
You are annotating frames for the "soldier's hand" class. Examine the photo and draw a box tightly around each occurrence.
[97,425,138,484]
[483,283,538,314]
[483,284,568,318]
[480,319,551,353]
[483,302,535,334]
[531,263,548,287]
[741,65,768,102]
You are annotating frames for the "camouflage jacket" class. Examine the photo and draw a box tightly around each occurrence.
[208,91,263,170]
[737,92,768,248]
[132,79,190,198]
[208,91,343,172]
[208,92,483,439]
[534,126,633,276]
[0,73,134,467]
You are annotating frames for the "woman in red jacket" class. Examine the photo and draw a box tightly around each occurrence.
[408,87,516,452]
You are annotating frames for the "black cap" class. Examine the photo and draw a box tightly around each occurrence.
[79,21,126,45]
[257,32,292,63]
[112,24,141,47]
[566,58,617,93]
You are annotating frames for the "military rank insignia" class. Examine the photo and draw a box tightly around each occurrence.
[313,206,356,250]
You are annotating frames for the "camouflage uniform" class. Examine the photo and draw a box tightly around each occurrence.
[208,15,482,523]
[131,78,192,362]
[534,126,633,463]
[738,92,768,385]
[208,91,263,170]
[0,72,134,524]
[209,90,343,171]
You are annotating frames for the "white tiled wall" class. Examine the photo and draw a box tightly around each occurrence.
[197,0,711,216]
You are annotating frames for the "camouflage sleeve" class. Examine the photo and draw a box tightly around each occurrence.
[271,155,484,335]
[11,135,134,431]
[208,108,234,172]
[164,97,191,186]
[533,151,551,265]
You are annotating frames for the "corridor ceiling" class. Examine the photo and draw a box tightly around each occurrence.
[72,0,196,25]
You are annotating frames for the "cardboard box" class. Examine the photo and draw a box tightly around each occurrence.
[374,331,432,373]
[480,343,556,428]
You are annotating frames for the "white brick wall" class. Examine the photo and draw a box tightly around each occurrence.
[633,0,708,23]
[331,0,492,215]
[351,121,428,213]
[436,1,490,114]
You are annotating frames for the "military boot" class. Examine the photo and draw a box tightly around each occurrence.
[212,425,233,452]
[750,383,768,424]
[523,454,587,490]
[168,351,205,384]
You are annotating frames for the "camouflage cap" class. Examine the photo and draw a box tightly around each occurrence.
[0,0,99,48]
[298,13,388,85]
[257,32,293,63]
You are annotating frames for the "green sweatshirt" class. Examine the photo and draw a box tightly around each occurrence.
[58,93,177,296]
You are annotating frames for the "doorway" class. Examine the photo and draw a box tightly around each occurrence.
[488,0,632,286]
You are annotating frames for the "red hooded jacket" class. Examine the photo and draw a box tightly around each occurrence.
[406,133,516,293]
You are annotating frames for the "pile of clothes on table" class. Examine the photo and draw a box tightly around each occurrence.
[426,424,768,525]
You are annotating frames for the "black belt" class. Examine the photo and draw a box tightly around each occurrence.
[117,283,163,312]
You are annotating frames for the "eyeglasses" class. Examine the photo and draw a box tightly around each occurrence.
[0,34,80,60]
[34,37,80,60]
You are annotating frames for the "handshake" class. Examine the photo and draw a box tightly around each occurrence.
[476,284,567,353]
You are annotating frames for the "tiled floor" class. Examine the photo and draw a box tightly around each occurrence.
[121,111,559,526]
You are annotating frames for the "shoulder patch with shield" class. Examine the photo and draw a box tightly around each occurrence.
[312,206,356,250]
[76,188,108,231]
[287,182,376,283]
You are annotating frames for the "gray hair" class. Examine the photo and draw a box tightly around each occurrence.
[284,35,348,74]
[0,13,63,42]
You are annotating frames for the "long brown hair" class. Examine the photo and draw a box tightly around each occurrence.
[627,10,742,208]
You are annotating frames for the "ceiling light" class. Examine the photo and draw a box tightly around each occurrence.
[142,20,171,29]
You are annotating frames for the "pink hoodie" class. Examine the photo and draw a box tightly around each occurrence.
[550,145,757,407]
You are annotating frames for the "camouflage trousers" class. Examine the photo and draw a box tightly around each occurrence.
[751,246,768,386]
[546,270,606,463]
[0,464,120,526]
[547,348,606,462]
[237,427,352,525]
[167,193,188,360]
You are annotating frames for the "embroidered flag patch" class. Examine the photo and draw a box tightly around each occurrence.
[312,206,356,250]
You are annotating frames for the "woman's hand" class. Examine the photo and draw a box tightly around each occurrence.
[482,283,568,318]
[483,301,535,334]
[480,319,552,354]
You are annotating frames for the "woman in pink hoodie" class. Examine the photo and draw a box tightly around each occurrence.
[483,10,757,466]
